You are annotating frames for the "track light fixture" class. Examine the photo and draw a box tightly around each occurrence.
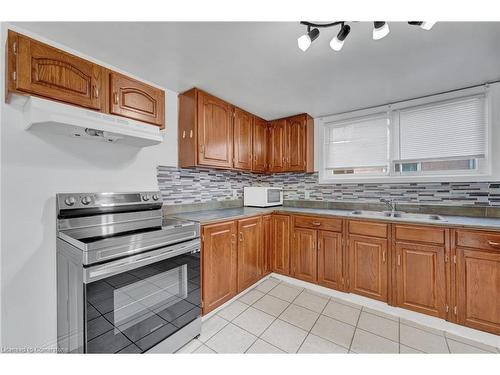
[408,21,436,30]
[330,23,351,51]
[298,21,437,53]
[297,27,320,51]
[373,22,390,40]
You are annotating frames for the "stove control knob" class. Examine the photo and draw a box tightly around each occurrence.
[152,194,160,201]
[65,197,76,206]
[142,195,150,202]
[81,196,93,205]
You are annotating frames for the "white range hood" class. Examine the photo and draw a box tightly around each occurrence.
[22,96,163,146]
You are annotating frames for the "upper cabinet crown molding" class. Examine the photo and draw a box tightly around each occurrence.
[178,87,314,173]
[5,30,165,129]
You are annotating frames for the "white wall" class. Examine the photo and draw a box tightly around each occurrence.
[0,23,178,350]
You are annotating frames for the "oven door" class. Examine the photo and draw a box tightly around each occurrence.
[83,239,201,353]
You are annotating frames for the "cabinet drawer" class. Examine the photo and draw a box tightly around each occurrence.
[395,225,446,245]
[294,215,342,232]
[456,230,500,251]
[348,220,388,238]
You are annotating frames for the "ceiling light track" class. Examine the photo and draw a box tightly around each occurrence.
[297,21,437,52]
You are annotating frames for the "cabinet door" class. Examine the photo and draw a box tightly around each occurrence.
[268,119,287,173]
[202,221,237,314]
[233,108,253,170]
[318,231,344,291]
[292,227,317,283]
[271,214,291,275]
[252,117,268,172]
[348,235,388,302]
[456,247,500,334]
[395,242,446,318]
[263,215,272,274]
[109,72,165,127]
[15,33,104,111]
[237,216,263,292]
[287,115,306,172]
[197,91,234,168]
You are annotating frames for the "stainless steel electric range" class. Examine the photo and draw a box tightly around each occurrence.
[56,191,201,353]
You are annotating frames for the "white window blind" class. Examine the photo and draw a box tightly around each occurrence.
[398,96,486,161]
[325,114,389,169]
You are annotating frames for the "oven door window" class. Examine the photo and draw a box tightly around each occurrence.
[85,252,200,353]
[267,189,282,203]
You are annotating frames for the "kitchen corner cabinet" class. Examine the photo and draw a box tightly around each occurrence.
[201,221,237,314]
[271,214,291,275]
[454,230,500,334]
[109,72,165,127]
[6,30,165,128]
[394,225,447,319]
[237,216,263,292]
[178,87,313,173]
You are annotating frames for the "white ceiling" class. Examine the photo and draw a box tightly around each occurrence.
[12,22,500,120]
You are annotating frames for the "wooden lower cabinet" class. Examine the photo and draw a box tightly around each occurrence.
[237,216,263,292]
[318,231,344,291]
[271,214,291,275]
[263,215,272,274]
[292,227,317,283]
[455,244,500,334]
[202,221,237,314]
[348,235,388,302]
[395,242,446,318]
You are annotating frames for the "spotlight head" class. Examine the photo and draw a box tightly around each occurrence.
[373,21,390,40]
[330,24,351,51]
[297,28,320,52]
[408,21,436,30]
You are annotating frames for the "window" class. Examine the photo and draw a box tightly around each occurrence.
[324,113,389,176]
[318,84,497,183]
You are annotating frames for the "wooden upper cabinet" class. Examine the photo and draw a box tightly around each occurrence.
[233,108,254,170]
[348,234,388,302]
[197,91,234,168]
[268,119,287,173]
[271,214,291,275]
[455,230,500,334]
[292,227,317,283]
[287,115,306,172]
[318,230,344,291]
[109,72,165,127]
[252,117,268,172]
[237,216,263,292]
[202,221,237,314]
[8,31,105,111]
[395,241,446,318]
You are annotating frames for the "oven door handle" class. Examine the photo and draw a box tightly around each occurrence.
[84,238,200,283]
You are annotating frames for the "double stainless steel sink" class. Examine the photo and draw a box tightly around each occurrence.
[350,210,446,222]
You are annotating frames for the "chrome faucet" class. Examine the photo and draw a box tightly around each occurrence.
[380,198,397,213]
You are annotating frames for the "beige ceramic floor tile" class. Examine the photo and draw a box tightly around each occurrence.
[255,279,280,293]
[232,306,275,336]
[217,300,248,321]
[268,283,303,302]
[447,339,493,353]
[400,323,449,353]
[310,315,356,348]
[298,333,348,353]
[357,311,399,342]
[193,344,216,353]
[322,300,360,326]
[205,323,257,353]
[261,319,308,353]
[238,289,265,305]
[246,339,285,353]
[279,304,320,331]
[293,290,329,313]
[350,329,399,353]
[253,294,290,317]
[198,315,228,342]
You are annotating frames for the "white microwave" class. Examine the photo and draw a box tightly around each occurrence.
[244,187,283,207]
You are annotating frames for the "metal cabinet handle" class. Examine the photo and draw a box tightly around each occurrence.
[189,130,193,138]
[488,240,500,248]
[92,85,99,99]
[182,130,186,139]
[382,251,386,263]
[113,92,119,105]
[239,233,243,242]
[312,222,322,226]
[397,254,401,266]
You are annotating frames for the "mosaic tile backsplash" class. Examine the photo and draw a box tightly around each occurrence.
[157,166,500,207]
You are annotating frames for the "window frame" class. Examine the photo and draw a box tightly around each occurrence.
[317,84,497,184]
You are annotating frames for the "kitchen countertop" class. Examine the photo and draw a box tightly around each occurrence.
[168,206,500,231]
